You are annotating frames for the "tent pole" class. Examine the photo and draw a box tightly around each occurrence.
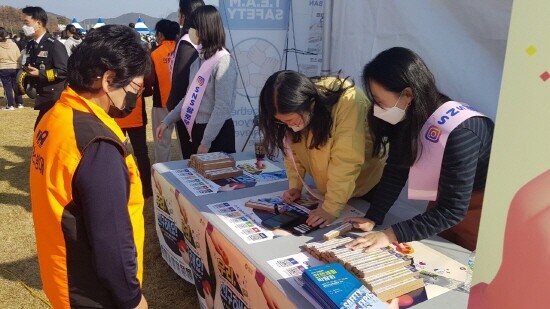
[321,0,333,75]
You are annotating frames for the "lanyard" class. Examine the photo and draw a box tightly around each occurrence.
[283,137,324,201]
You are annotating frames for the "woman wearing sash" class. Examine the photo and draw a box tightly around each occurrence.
[258,71,386,228]
[345,47,494,251]
[157,5,237,158]
[161,0,204,158]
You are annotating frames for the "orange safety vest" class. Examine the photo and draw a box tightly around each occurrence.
[29,87,145,309]
[151,40,176,108]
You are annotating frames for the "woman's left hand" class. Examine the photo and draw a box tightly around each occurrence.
[305,208,336,228]
[197,144,209,154]
[345,228,398,252]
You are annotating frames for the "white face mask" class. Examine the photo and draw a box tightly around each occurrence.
[289,113,311,132]
[373,92,407,125]
[188,28,199,45]
[22,25,36,37]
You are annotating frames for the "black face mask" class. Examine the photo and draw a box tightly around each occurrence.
[107,90,138,118]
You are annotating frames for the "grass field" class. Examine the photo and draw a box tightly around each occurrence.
[0,95,199,308]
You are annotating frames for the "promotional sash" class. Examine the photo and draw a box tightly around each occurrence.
[169,34,200,79]
[408,101,487,201]
[180,48,230,139]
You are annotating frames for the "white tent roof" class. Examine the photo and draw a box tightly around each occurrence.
[93,17,105,29]
[70,18,86,33]
[134,16,150,34]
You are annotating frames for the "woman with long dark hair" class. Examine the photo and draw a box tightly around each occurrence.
[160,0,204,158]
[259,70,386,228]
[157,4,237,158]
[345,47,494,251]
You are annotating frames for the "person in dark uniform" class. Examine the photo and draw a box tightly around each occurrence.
[21,6,68,128]
[164,0,204,157]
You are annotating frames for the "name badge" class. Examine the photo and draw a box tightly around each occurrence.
[37,51,48,57]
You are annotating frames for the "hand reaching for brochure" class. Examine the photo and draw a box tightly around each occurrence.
[155,123,167,141]
[343,217,376,232]
[345,228,398,252]
[306,207,336,228]
[282,188,301,203]
[197,144,209,154]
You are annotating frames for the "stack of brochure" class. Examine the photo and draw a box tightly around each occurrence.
[188,152,243,180]
[302,263,387,309]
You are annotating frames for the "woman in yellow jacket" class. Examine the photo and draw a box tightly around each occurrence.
[258,70,386,227]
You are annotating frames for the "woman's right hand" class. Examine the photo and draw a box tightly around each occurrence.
[282,188,301,203]
[342,217,376,232]
[156,123,168,141]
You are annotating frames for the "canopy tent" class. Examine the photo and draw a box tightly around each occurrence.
[70,17,86,34]
[93,17,105,29]
[134,16,150,34]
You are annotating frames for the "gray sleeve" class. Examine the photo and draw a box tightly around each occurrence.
[163,58,200,125]
[162,99,184,125]
[200,55,238,148]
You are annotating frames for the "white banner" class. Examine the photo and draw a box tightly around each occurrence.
[329,0,512,120]
[214,0,323,151]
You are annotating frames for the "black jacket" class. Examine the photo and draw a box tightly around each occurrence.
[25,32,68,110]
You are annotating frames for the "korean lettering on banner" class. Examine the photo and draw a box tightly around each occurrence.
[155,207,194,283]
[172,181,218,309]
[152,171,195,283]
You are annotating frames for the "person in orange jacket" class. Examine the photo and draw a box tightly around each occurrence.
[29,25,149,308]
[150,19,179,163]
[115,68,154,198]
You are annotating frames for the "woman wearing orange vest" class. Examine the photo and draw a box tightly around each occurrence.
[150,19,179,162]
[114,73,153,198]
[29,25,149,308]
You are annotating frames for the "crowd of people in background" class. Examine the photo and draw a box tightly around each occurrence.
[0,15,160,112]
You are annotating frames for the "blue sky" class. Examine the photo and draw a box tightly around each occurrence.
[3,0,218,19]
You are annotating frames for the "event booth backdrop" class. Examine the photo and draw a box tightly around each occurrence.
[210,0,513,152]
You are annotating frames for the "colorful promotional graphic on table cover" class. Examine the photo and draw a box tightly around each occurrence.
[153,169,296,309]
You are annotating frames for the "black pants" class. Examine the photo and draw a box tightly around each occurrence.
[178,118,236,159]
[122,126,153,198]
[0,69,22,107]
[174,120,187,157]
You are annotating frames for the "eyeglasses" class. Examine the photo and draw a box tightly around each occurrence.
[273,114,304,127]
[128,81,144,96]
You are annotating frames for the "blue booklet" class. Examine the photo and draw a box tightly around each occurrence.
[302,263,387,309]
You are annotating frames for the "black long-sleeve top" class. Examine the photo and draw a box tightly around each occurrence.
[365,116,494,243]
[73,141,142,308]
[165,40,199,111]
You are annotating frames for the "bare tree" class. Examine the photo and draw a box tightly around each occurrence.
[0,6,66,34]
